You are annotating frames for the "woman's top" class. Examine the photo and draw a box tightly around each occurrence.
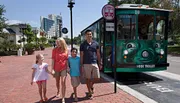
[52,47,68,72]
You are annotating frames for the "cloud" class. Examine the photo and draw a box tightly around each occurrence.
[6,20,23,25]
[26,21,39,27]
[6,20,40,27]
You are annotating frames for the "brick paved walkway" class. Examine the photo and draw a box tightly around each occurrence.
[0,47,142,103]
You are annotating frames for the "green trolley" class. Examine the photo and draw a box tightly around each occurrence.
[81,4,172,73]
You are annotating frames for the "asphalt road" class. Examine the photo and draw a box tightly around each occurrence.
[105,71,180,103]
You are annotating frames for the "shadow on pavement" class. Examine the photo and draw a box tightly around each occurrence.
[44,93,88,103]
[107,72,163,85]
[93,92,114,98]
[80,76,111,85]
[35,96,56,103]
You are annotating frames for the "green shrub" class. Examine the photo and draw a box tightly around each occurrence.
[48,39,55,44]
[34,44,41,50]
[168,46,180,54]
[43,43,51,48]
[40,44,45,50]
[0,51,9,56]
[10,44,21,51]
[0,50,24,56]
[8,51,17,55]
[24,43,35,55]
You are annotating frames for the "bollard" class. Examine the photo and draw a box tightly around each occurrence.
[17,48,22,56]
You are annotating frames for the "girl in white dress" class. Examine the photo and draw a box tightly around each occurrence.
[31,54,52,103]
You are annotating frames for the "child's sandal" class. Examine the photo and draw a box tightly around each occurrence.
[44,97,48,102]
[39,100,44,103]
[87,92,93,99]
[91,87,94,94]
[74,98,78,102]
[62,98,65,103]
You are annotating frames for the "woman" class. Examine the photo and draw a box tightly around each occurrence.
[52,37,68,103]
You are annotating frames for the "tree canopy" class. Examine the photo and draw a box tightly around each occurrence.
[0,5,6,33]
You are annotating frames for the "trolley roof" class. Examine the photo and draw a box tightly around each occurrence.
[116,4,173,12]
[81,4,173,33]
[81,17,103,33]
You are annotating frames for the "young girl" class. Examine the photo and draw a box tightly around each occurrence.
[31,54,52,103]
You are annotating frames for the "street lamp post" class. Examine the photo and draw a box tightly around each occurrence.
[178,0,180,16]
[68,0,75,49]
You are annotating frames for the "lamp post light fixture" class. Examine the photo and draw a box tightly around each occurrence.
[19,24,27,51]
[68,0,75,49]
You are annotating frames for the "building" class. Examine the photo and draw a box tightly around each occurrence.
[9,24,26,46]
[40,16,55,39]
[32,27,41,38]
[1,24,28,47]
[40,14,63,39]
[56,15,63,37]
[2,28,16,44]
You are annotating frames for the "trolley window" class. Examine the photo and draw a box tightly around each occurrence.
[138,14,154,40]
[156,16,166,40]
[117,15,136,40]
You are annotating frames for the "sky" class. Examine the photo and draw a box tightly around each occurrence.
[1,0,108,38]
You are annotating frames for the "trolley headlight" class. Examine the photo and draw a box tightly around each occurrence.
[160,49,164,55]
[142,50,149,58]
[126,43,136,48]
[155,43,161,48]
[123,50,128,55]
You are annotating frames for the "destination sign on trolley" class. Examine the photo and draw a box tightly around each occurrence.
[136,64,155,68]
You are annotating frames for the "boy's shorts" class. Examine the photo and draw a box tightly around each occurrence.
[53,69,67,77]
[83,64,100,79]
[71,76,80,87]
[36,80,46,85]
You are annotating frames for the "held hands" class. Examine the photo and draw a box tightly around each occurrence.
[50,72,53,76]
[50,69,55,78]
[51,70,55,75]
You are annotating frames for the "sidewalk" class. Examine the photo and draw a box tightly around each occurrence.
[0,47,142,103]
[168,55,180,63]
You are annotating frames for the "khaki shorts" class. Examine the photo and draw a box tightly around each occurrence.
[71,76,80,87]
[83,64,100,79]
[53,69,67,77]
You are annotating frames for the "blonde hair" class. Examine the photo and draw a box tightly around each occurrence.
[36,54,43,63]
[56,37,67,53]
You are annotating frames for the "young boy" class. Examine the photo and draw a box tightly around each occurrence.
[67,48,80,102]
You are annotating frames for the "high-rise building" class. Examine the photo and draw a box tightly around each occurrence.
[56,15,63,37]
[40,14,62,39]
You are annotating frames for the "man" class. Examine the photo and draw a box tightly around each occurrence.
[80,29,102,99]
